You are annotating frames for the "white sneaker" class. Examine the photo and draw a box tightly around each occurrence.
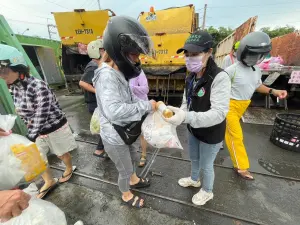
[74,221,84,225]
[192,188,213,206]
[178,177,201,188]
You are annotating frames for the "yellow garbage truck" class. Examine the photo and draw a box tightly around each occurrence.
[53,5,198,97]
[52,9,115,92]
[138,5,199,98]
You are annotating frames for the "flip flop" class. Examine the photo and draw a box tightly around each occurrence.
[233,168,254,180]
[37,178,59,199]
[59,166,77,183]
[122,195,145,208]
[93,151,110,159]
[130,177,150,189]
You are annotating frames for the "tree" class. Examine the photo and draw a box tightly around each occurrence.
[205,26,234,50]
[260,26,295,38]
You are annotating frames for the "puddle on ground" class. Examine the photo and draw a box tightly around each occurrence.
[257,158,300,179]
[215,155,300,180]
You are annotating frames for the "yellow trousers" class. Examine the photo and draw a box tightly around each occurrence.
[225,99,251,170]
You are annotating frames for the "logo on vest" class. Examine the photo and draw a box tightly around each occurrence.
[197,87,206,97]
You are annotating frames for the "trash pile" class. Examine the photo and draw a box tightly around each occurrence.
[258,56,284,70]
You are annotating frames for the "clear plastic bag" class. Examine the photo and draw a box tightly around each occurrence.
[0,115,47,190]
[142,111,183,149]
[90,107,100,135]
[1,198,67,225]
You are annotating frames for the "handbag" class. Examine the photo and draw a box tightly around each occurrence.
[111,114,147,145]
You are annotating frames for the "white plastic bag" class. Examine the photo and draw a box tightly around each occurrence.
[90,107,100,135]
[142,111,183,149]
[1,198,67,225]
[0,115,47,190]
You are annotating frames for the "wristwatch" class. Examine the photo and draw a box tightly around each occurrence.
[269,88,273,95]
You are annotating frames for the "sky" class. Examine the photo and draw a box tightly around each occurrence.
[0,0,300,41]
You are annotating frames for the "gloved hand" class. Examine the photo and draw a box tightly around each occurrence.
[162,106,186,126]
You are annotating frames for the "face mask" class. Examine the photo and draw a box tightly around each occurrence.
[185,55,204,73]
[243,54,261,66]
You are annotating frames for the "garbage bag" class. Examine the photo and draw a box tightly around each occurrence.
[1,198,67,225]
[258,56,284,70]
[90,107,100,135]
[0,115,47,190]
[142,111,183,149]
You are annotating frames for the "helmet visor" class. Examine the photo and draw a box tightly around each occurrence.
[246,44,271,54]
[242,47,270,66]
[119,34,156,59]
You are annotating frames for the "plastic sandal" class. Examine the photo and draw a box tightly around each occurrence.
[122,195,144,208]
[130,177,150,189]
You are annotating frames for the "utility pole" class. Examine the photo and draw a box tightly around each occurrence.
[47,24,56,40]
[47,18,57,40]
[202,4,207,30]
[97,0,101,9]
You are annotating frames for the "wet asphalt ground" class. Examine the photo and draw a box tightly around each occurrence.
[43,90,300,225]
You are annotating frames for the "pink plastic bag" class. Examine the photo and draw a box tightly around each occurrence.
[258,56,284,70]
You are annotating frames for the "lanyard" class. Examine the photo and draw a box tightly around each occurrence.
[187,76,195,107]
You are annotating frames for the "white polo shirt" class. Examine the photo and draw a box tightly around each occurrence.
[225,62,262,100]
[222,54,237,69]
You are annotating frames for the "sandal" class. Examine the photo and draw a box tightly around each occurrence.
[130,177,150,189]
[37,178,59,199]
[59,166,77,183]
[138,155,147,167]
[122,195,145,208]
[93,151,110,159]
[233,168,254,180]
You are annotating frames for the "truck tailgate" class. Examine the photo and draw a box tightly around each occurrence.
[52,10,109,45]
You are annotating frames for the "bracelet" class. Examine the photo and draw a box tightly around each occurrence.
[268,88,273,95]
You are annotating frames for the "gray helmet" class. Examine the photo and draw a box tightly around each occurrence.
[237,31,271,67]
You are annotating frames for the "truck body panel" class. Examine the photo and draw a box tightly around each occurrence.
[139,5,195,35]
[215,16,257,67]
[138,5,197,97]
[271,31,300,66]
[52,10,110,45]
[141,33,190,67]
[0,15,40,135]
[139,6,195,68]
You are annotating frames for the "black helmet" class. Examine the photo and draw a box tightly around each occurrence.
[237,31,271,67]
[103,16,154,80]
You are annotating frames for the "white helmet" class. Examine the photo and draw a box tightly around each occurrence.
[87,39,104,59]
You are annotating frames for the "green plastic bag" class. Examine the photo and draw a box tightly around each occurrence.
[90,107,100,135]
